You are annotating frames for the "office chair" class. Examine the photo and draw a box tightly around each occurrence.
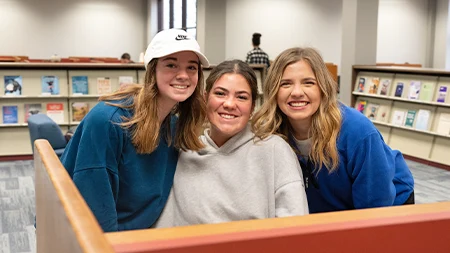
[27,114,67,157]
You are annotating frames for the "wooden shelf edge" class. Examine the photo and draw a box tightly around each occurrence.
[352,92,450,108]
[403,154,450,171]
[372,121,450,139]
[0,154,33,161]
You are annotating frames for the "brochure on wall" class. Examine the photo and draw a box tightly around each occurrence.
[2,105,18,124]
[392,110,406,126]
[4,76,22,96]
[404,110,416,127]
[41,76,59,95]
[436,113,450,135]
[437,86,448,103]
[72,102,89,122]
[46,103,64,123]
[72,76,89,95]
[415,109,431,131]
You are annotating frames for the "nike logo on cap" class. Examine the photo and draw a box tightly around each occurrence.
[175,34,190,40]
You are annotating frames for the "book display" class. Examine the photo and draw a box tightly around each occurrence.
[0,63,266,157]
[352,65,450,167]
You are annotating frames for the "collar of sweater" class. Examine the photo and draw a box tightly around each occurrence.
[200,124,254,154]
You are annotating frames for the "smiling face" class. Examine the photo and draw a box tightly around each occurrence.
[156,51,200,112]
[276,60,322,132]
[207,73,253,147]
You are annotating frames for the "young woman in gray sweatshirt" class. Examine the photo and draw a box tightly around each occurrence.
[154,60,308,228]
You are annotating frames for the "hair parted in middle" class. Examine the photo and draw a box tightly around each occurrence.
[205,59,258,110]
[252,47,342,173]
[99,58,207,154]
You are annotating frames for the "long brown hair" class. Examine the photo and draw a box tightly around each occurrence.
[252,47,342,172]
[99,58,206,153]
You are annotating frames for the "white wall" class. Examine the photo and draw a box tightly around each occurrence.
[225,0,343,66]
[377,0,430,66]
[0,0,147,62]
[433,0,448,68]
[197,0,226,65]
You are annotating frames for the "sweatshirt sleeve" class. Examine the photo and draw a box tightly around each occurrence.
[350,132,396,208]
[61,108,123,232]
[273,139,309,217]
[72,168,119,232]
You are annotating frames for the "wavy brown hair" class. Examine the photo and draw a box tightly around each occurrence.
[252,47,342,173]
[99,58,206,154]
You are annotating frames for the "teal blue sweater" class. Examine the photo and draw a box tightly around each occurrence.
[60,101,178,232]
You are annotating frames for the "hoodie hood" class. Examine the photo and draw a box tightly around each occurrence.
[199,124,254,155]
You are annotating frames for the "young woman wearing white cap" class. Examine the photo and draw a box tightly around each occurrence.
[60,29,210,232]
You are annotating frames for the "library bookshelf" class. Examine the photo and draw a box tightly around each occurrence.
[351,65,450,168]
[0,63,266,158]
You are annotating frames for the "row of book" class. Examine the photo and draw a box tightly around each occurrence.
[356,100,450,136]
[1,102,90,124]
[3,75,135,96]
[355,76,448,103]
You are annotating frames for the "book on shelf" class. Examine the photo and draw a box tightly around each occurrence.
[437,86,448,103]
[356,100,367,114]
[357,77,366,92]
[72,76,89,95]
[404,110,416,127]
[408,81,421,100]
[46,103,64,123]
[119,76,134,90]
[415,109,431,131]
[41,75,59,95]
[4,76,22,96]
[368,78,380,94]
[377,106,390,122]
[24,103,42,123]
[366,103,379,120]
[436,113,450,135]
[72,102,89,122]
[418,82,434,102]
[97,77,112,95]
[394,82,404,97]
[2,105,18,124]
[379,79,391,96]
[392,110,406,126]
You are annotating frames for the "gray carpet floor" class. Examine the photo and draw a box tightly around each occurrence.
[0,159,449,253]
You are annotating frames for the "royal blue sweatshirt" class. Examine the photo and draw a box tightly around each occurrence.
[299,105,414,213]
[60,101,178,232]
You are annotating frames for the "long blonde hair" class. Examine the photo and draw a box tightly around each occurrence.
[99,58,206,154]
[252,47,341,173]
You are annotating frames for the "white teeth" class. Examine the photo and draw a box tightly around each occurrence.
[290,102,308,107]
[220,114,236,119]
[173,85,188,89]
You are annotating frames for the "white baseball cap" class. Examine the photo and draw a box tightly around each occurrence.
[144,28,209,69]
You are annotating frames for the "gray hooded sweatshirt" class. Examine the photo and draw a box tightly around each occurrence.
[154,125,309,228]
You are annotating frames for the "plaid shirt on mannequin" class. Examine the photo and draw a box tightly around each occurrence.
[246,47,270,68]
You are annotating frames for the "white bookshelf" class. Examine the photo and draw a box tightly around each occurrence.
[352,65,450,167]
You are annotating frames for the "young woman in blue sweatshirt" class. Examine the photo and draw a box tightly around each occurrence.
[252,47,414,213]
[59,29,209,232]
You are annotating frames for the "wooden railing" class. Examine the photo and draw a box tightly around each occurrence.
[35,139,450,252]
[34,140,115,253]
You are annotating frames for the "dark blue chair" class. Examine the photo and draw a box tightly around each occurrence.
[27,114,67,157]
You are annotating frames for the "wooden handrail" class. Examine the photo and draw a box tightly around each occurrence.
[108,202,450,253]
[34,139,115,253]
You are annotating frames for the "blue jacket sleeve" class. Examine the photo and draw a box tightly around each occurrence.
[72,168,119,232]
[61,107,123,232]
[350,132,396,208]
